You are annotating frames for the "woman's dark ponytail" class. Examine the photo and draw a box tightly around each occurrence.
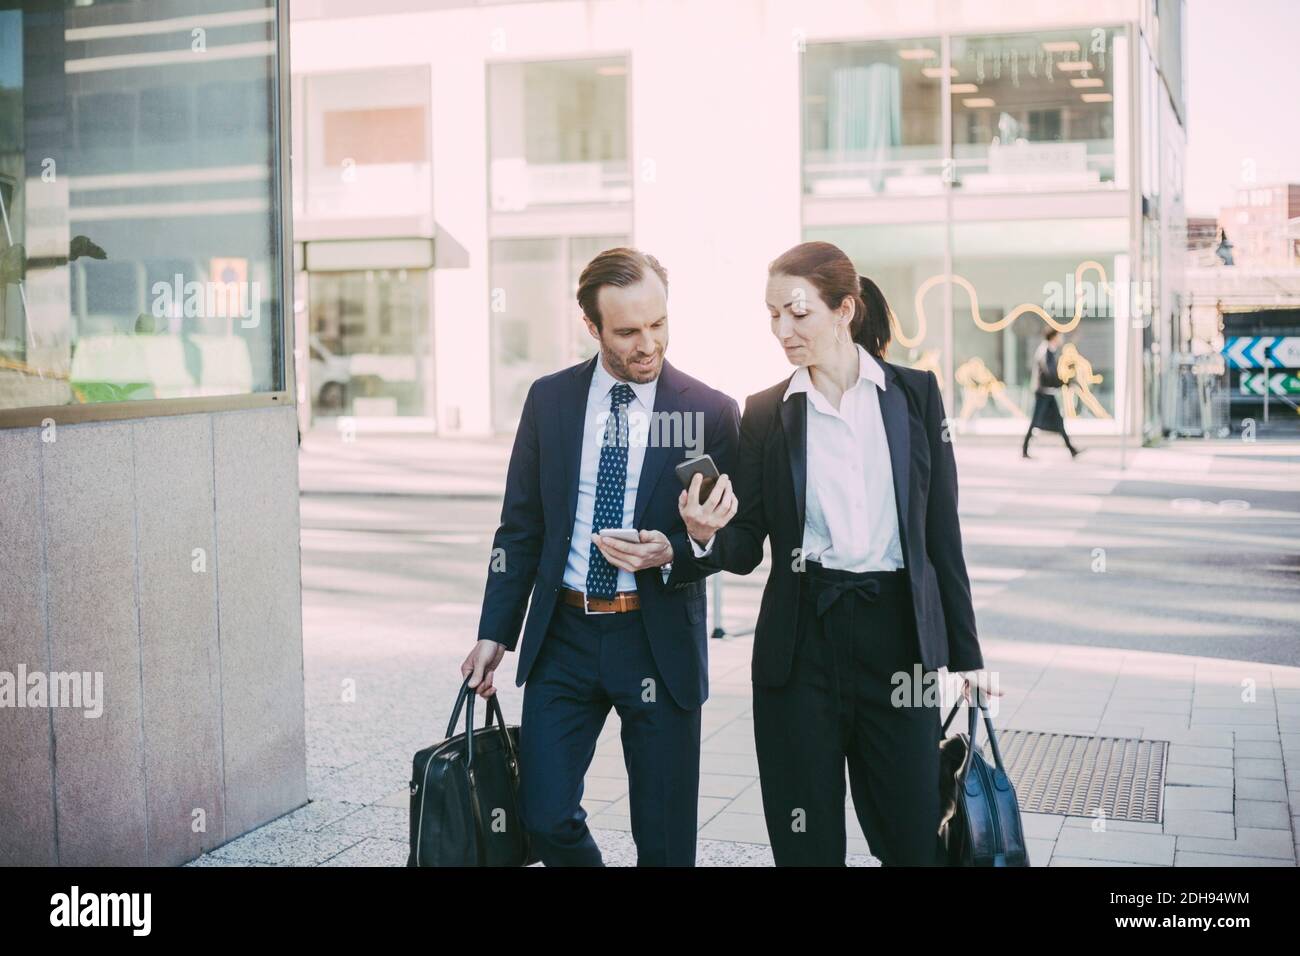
[851,274,893,359]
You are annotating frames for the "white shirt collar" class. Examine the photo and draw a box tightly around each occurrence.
[783,344,886,402]
[591,356,657,409]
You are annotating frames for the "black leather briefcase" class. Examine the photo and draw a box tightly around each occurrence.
[937,691,1030,866]
[407,678,538,867]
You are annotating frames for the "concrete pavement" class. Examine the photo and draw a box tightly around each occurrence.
[189,430,1300,867]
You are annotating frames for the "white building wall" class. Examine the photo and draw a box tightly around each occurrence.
[291,0,1148,434]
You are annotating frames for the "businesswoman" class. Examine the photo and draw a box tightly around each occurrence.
[679,240,995,866]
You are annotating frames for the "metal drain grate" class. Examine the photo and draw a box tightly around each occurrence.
[980,732,1168,823]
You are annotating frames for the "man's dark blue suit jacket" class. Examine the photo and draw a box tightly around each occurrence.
[476,356,741,710]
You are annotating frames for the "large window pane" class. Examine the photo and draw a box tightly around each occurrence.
[0,0,284,410]
[487,58,630,211]
[489,234,627,431]
[951,28,1119,192]
[307,268,429,418]
[300,67,430,220]
[803,38,943,197]
[951,218,1126,427]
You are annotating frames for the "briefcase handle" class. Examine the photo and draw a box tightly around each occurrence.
[445,676,521,775]
[940,684,1008,786]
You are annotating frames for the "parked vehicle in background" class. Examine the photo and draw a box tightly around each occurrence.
[309,333,351,412]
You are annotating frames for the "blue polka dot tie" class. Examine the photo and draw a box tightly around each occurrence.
[586,383,635,599]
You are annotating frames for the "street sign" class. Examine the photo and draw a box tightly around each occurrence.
[1272,337,1300,367]
[1238,371,1300,396]
[1221,336,1300,369]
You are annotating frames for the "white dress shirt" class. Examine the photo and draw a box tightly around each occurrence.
[563,359,667,593]
[691,344,904,572]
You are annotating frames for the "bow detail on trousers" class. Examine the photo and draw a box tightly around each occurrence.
[814,577,882,617]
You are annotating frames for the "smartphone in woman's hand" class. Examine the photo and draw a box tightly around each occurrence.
[674,454,719,504]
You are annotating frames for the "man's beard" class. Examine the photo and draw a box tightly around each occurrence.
[605,346,661,383]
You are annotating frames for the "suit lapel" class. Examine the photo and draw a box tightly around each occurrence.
[779,387,807,533]
[632,360,687,528]
[561,356,599,533]
[874,357,911,540]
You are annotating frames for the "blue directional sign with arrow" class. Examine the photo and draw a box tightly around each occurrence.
[1221,336,1300,369]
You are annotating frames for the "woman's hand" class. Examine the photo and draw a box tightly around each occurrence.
[956,669,1003,706]
[678,473,737,548]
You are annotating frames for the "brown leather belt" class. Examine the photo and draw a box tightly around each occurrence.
[559,586,641,613]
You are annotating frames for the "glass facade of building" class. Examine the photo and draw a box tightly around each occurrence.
[0,0,289,418]
[948,218,1124,424]
[801,22,1176,433]
[802,37,944,197]
[806,217,1126,426]
[950,28,1120,192]
[803,27,1122,199]
[285,2,1185,438]
[488,57,630,212]
[296,66,431,222]
[307,266,429,417]
[290,65,433,423]
[0,0,304,868]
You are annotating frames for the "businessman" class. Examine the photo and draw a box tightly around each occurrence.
[461,247,740,866]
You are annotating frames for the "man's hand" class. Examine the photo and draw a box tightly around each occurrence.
[678,472,737,547]
[461,639,506,699]
[591,529,673,573]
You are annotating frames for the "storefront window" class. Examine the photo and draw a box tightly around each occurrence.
[950,218,1126,427]
[307,268,429,418]
[0,0,285,412]
[299,66,430,221]
[803,38,944,197]
[951,28,1119,192]
[488,58,630,212]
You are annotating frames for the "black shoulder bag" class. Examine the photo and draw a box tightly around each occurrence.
[407,678,538,867]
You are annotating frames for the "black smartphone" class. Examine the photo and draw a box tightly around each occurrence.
[675,454,720,504]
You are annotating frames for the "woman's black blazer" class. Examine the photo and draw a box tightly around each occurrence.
[695,352,984,687]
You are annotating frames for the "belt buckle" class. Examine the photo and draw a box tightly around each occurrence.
[583,591,615,616]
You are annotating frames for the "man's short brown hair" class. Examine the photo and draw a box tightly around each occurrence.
[576,247,669,330]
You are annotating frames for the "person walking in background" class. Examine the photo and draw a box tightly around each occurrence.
[1022,328,1081,460]
[461,247,740,867]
